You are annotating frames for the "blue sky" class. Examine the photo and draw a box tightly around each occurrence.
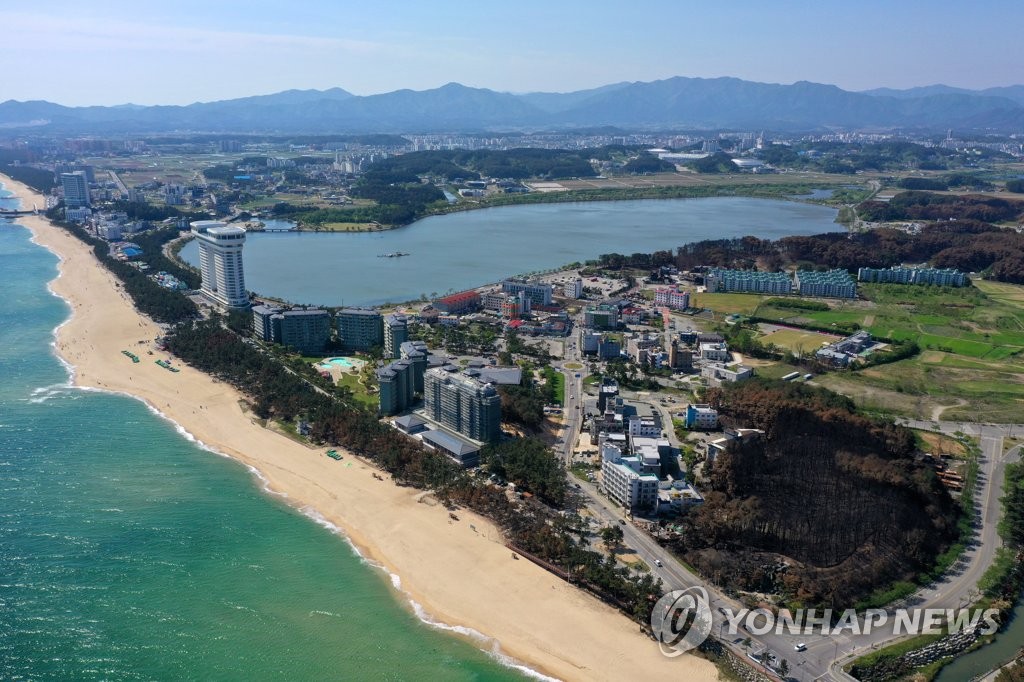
[3,1,1022,105]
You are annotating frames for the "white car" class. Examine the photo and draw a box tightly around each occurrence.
[794,643,807,652]
[654,559,663,567]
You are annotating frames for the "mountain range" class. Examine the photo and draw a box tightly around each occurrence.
[2,77,1023,135]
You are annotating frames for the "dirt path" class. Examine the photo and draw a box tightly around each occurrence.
[932,399,968,421]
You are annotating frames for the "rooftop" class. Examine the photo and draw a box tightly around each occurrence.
[421,429,479,456]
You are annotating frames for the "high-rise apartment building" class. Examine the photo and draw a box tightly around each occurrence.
[377,359,416,416]
[277,309,331,354]
[191,220,248,308]
[384,313,408,359]
[423,366,501,443]
[61,171,90,208]
[336,308,383,352]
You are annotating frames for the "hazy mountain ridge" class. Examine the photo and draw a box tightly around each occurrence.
[2,77,1023,134]
[862,83,1024,106]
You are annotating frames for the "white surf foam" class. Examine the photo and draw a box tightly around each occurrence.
[20,213,560,681]
[296,505,560,681]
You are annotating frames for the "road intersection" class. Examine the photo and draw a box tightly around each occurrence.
[551,325,1022,680]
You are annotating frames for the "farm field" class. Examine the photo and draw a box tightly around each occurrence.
[697,282,1024,420]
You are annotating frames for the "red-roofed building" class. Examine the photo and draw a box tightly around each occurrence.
[434,290,481,315]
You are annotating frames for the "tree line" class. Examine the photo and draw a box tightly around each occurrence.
[858,190,1023,223]
[669,379,960,608]
[162,317,662,622]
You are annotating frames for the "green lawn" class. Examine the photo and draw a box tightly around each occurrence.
[692,292,768,316]
[335,371,378,409]
[544,367,566,406]
[760,328,838,353]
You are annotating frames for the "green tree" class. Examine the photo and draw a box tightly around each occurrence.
[600,525,624,556]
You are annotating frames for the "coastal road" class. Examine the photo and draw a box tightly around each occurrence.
[558,389,1021,680]
[555,330,586,464]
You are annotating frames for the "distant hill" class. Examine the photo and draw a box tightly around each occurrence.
[3,76,1024,134]
[863,83,1024,106]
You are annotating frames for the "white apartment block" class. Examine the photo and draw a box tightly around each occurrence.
[653,288,690,310]
[601,442,659,511]
[191,220,248,308]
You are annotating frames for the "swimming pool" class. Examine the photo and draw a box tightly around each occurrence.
[317,357,362,370]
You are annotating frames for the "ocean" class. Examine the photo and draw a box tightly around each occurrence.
[0,186,528,680]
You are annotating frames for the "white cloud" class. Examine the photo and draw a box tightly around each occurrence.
[0,11,385,56]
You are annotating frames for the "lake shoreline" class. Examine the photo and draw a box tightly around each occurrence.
[282,180,855,232]
[185,194,844,307]
[2,174,717,681]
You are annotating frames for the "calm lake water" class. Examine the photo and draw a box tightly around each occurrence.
[181,197,842,306]
[0,185,527,681]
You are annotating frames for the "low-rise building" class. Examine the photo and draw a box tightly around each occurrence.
[705,428,765,466]
[701,363,754,387]
[393,414,427,435]
[698,341,731,362]
[630,435,669,476]
[654,288,691,310]
[626,334,661,364]
[660,480,704,512]
[420,429,481,468]
[501,278,553,306]
[434,290,481,315]
[620,307,645,325]
[685,404,719,430]
[815,330,874,367]
[628,415,661,439]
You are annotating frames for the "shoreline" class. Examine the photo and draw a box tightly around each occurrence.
[1,176,716,681]
[278,180,854,233]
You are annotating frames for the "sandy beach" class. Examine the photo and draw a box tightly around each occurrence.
[2,175,716,681]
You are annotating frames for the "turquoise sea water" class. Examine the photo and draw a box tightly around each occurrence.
[0,186,527,681]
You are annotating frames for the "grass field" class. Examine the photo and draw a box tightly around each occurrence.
[698,282,1024,420]
[975,279,1024,308]
[750,284,1024,360]
[334,371,378,409]
[692,292,766,316]
[760,328,837,353]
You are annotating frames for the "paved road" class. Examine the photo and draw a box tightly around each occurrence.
[554,358,1023,681]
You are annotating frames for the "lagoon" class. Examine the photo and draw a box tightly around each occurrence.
[181,197,842,306]
[0,185,526,681]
